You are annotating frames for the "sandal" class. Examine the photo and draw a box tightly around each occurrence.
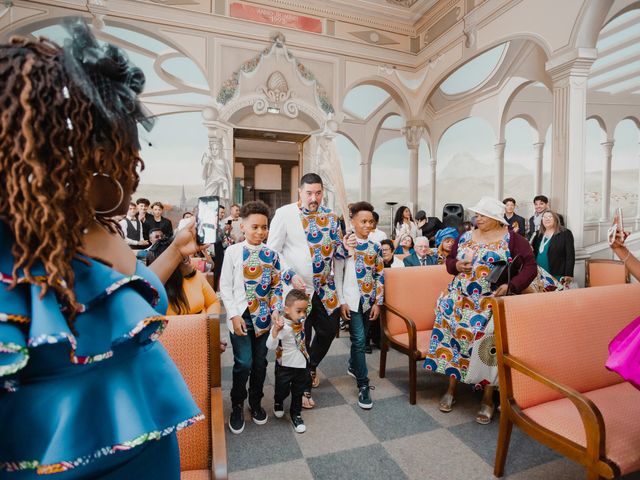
[302,392,315,409]
[310,370,320,388]
[438,393,456,413]
[476,403,495,425]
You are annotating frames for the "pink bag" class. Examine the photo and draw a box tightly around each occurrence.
[606,315,640,390]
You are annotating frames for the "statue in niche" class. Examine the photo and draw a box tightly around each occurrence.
[202,136,231,202]
[315,135,336,210]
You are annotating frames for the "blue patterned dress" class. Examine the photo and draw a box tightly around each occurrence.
[423,230,510,383]
[0,222,201,478]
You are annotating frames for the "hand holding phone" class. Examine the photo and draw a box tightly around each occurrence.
[196,196,219,245]
[608,208,625,246]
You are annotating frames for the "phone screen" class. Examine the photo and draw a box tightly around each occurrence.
[196,196,219,244]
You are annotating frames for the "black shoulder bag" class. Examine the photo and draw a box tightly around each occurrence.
[486,255,521,295]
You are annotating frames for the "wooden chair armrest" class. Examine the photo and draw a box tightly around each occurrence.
[383,302,418,352]
[503,354,606,457]
[208,315,221,388]
[210,387,227,479]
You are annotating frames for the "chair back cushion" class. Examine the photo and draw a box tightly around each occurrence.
[162,314,210,471]
[498,284,640,409]
[587,260,627,287]
[384,265,452,336]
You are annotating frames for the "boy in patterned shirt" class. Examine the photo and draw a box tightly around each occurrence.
[220,201,282,434]
[335,201,385,409]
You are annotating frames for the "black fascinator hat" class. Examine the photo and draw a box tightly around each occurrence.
[61,18,155,149]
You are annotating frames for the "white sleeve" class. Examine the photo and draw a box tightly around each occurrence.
[334,258,346,304]
[267,207,295,280]
[219,247,241,318]
[265,328,283,350]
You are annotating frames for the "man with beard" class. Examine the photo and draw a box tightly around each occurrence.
[268,173,356,409]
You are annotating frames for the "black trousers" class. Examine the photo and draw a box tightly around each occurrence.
[274,363,308,417]
[305,294,340,371]
[367,317,381,348]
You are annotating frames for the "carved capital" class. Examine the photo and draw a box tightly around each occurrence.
[401,122,426,150]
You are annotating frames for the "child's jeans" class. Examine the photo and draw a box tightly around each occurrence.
[229,309,269,408]
[348,303,370,387]
[274,363,308,417]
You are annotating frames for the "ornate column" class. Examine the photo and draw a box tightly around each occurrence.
[600,140,614,222]
[430,159,437,217]
[494,142,506,200]
[401,121,426,212]
[533,142,544,196]
[547,52,596,250]
[547,51,597,286]
[360,161,371,202]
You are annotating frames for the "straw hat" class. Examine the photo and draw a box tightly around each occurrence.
[468,196,509,225]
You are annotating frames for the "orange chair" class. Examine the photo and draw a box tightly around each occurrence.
[492,284,640,480]
[380,265,453,404]
[585,259,629,287]
[162,314,227,480]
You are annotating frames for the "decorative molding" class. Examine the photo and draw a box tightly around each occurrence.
[386,0,419,7]
[216,33,334,115]
[348,29,400,46]
[401,121,426,149]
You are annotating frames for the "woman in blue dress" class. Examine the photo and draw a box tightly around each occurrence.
[0,20,203,478]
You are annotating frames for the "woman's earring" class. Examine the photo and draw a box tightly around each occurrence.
[91,172,124,215]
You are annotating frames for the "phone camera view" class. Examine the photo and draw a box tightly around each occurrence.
[196,196,219,245]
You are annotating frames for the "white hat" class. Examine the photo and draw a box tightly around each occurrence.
[468,196,509,225]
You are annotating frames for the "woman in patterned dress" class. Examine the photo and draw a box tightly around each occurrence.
[423,197,536,424]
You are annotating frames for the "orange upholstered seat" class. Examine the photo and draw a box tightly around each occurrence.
[524,382,640,475]
[162,314,228,480]
[380,265,453,404]
[586,259,629,287]
[492,284,640,480]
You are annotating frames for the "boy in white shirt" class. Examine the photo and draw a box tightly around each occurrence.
[220,201,282,434]
[266,289,310,433]
[335,201,385,409]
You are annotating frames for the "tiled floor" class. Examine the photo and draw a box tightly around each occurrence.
[219,319,640,480]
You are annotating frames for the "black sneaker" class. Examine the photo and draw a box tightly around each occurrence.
[358,385,373,410]
[291,415,306,433]
[274,402,284,418]
[250,405,268,425]
[228,403,245,434]
[365,345,373,354]
[347,365,356,380]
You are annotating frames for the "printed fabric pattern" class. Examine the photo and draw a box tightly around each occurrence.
[353,240,385,312]
[275,318,309,364]
[284,205,345,314]
[243,245,283,336]
[423,230,511,385]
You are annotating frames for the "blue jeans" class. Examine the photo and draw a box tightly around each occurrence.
[229,310,269,408]
[348,304,370,388]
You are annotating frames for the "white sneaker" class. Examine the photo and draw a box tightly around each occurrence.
[274,402,284,418]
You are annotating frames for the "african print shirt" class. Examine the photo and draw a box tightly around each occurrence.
[242,244,283,336]
[282,205,346,314]
[354,240,384,311]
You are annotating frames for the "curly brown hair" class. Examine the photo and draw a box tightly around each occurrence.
[0,36,144,331]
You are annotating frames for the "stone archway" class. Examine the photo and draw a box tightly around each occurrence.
[202,33,340,209]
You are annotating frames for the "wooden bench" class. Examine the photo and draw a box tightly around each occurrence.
[492,284,640,479]
[162,314,228,480]
[380,265,453,404]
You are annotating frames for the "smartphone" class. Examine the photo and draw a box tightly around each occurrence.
[195,196,219,244]
[608,207,624,245]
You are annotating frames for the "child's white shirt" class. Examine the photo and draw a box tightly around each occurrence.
[266,322,307,368]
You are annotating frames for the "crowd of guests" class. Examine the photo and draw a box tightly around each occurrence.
[2,21,637,479]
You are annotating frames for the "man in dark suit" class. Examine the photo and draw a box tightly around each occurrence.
[527,195,564,239]
[403,236,438,267]
[503,197,526,237]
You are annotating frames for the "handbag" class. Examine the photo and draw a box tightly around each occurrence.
[485,255,521,293]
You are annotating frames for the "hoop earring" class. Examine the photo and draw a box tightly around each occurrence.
[92,172,124,215]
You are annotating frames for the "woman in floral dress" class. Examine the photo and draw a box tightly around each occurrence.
[423,197,536,424]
